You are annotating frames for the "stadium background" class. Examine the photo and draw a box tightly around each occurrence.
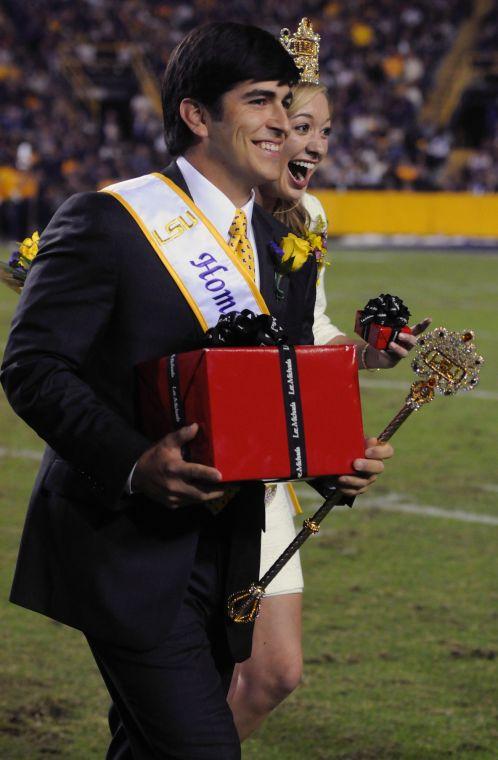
[0,1,497,758]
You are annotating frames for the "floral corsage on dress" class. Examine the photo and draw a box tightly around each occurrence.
[268,218,329,300]
[1,231,40,293]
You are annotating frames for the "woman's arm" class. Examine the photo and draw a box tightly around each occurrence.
[312,269,345,345]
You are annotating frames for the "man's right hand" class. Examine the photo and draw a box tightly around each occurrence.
[131,423,225,508]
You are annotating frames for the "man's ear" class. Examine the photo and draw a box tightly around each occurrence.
[179,98,209,139]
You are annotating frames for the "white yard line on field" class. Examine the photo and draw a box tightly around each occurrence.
[299,491,498,526]
[0,446,43,461]
[480,483,498,494]
[359,377,498,400]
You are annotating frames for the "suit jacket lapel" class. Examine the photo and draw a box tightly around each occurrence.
[252,203,290,319]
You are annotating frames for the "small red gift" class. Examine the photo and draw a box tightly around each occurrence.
[355,294,412,350]
[137,345,365,483]
[354,311,412,350]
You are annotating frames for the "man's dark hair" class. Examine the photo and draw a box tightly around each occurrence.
[162,22,299,156]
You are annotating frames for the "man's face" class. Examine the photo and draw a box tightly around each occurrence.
[203,80,292,190]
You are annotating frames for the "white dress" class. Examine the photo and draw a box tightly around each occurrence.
[260,193,345,595]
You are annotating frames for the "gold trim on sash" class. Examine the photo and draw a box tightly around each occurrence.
[105,188,208,330]
[152,173,269,316]
[286,483,303,515]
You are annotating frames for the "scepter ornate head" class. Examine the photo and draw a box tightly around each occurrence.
[412,328,483,397]
[378,327,484,442]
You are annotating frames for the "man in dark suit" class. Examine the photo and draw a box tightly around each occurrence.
[1,22,391,759]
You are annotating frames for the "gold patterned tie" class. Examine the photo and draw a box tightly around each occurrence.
[228,209,255,281]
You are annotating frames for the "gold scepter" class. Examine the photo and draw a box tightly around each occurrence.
[228,327,484,623]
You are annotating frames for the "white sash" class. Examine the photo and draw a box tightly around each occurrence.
[102,172,269,331]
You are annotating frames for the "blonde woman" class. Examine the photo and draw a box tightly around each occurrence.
[228,82,430,738]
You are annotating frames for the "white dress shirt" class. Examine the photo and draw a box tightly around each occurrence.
[176,156,261,286]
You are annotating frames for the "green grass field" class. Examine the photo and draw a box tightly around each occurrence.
[1,245,497,759]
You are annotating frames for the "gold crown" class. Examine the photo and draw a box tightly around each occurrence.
[280,17,320,85]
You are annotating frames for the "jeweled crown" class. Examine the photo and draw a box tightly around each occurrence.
[280,17,320,85]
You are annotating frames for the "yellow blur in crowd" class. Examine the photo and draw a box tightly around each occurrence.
[0,167,38,202]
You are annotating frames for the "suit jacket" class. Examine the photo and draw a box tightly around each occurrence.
[1,161,317,658]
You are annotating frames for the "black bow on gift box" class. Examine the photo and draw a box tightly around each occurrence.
[357,293,411,345]
[203,310,288,348]
[358,293,410,332]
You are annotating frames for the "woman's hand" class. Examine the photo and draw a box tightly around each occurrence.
[363,317,432,370]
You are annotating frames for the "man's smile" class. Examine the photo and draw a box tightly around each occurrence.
[252,140,282,156]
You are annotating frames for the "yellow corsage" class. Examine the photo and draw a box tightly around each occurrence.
[268,233,315,300]
[18,230,40,265]
[269,233,312,275]
[1,230,41,293]
[305,228,329,274]
[279,232,312,272]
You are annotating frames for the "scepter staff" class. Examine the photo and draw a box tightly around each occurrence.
[228,327,484,623]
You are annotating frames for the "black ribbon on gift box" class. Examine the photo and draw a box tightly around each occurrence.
[166,311,308,480]
[277,344,307,479]
[167,354,185,429]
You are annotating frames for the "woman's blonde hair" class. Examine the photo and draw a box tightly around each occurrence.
[273,83,330,236]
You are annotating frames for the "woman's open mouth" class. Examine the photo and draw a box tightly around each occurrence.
[287,159,315,190]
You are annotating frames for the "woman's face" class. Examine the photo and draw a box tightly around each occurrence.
[266,90,331,203]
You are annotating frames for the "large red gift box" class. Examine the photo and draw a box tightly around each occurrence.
[137,345,365,483]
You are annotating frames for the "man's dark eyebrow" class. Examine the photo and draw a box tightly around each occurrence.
[242,89,278,100]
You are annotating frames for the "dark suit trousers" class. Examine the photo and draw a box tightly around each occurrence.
[86,516,240,760]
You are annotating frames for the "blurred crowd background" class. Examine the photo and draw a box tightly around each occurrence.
[0,0,497,238]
